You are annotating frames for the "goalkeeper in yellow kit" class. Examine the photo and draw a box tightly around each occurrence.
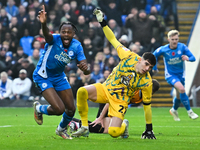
[72,8,157,139]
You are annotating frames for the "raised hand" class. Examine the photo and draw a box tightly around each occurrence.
[93,8,104,22]
[37,5,47,23]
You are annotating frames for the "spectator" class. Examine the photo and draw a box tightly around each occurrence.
[149,6,166,52]
[22,8,40,36]
[119,34,130,48]
[125,7,138,24]
[69,0,79,25]
[0,71,13,100]
[103,56,118,72]
[98,69,111,83]
[160,0,179,30]
[80,73,96,86]
[119,0,136,15]
[9,27,19,54]
[60,3,72,24]
[0,23,6,43]
[76,15,89,43]
[47,10,59,31]
[91,63,103,83]
[28,48,40,67]
[5,51,15,72]
[31,0,41,15]
[12,69,32,100]
[110,46,120,61]
[78,0,96,23]
[129,43,140,54]
[53,0,64,22]
[9,16,19,31]
[89,17,104,39]
[34,29,46,49]
[125,10,159,54]
[5,0,19,17]
[32,40,44,55]
[19,28,34,56]
[0,48,7,69]
[82,37,96,64]
[93,52,105,72]
[104,19,121,47]
[9,46,28,79]
[0,8,10,30]
[103,46,111,59]
[3,33,12,50]
[19,58,35,81]
[100,0,123,27]
[16,5,28,27]
[87,27,103,52]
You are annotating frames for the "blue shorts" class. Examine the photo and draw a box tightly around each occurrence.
[33,73,71,93]
[166,75,185,87]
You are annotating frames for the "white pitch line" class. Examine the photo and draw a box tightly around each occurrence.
[0,125,12,128]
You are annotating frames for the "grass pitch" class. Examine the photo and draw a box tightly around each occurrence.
[0,107,200,150]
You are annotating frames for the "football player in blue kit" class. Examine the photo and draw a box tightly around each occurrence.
[33,5,90,139]
[153,30,198,121]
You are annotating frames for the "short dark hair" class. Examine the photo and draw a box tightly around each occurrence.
[142,52,156,66]
[59,22,78,33]
[152,79,160,94]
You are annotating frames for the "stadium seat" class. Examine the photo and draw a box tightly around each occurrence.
[147,0,154,5]
[155,4,161,12]
[121,15,127,26]
[155,4,168,19]
[145,4,152,14]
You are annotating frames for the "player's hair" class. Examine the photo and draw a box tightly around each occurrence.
[142,52,156,66]
[59,22,78,33]
[152,79,160,94]
[167,30,179,39]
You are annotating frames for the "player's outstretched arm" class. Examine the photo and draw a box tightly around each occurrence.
[141,85,156,139]
[37,5,53,43]
[93,8,121,49]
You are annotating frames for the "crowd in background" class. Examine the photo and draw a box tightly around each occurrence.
[0,0,178,101]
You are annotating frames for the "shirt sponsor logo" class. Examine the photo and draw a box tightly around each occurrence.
[168,57,181,64]
[54,52,71,63]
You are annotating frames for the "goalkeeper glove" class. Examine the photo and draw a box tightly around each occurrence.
[93,8,104,22]
[141,124,156,139]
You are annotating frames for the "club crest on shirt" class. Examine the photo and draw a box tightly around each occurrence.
[121,75,133,86]
[177,50,181,54]
[42,83,47,88]
[68,51,74,56]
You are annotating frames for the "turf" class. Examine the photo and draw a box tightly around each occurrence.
[0,107,199,150]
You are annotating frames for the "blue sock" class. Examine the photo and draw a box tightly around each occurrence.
[173,97,181,110]
[39,105,49,115]
[180,93,191,111]
[59,112,73,128]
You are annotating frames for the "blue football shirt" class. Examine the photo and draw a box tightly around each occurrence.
[33,34,86,78]
[153,42,195,78]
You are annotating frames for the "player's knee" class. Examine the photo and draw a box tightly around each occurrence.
[77,87,88,99]
[108,127,121,138]
[65,108,75,117]
[179,88,185,93]
[53,105,65,115]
